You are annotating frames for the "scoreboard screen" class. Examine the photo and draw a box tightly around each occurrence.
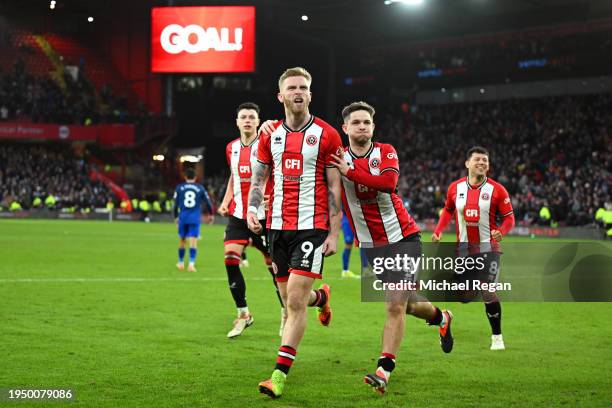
[151,6,255,73]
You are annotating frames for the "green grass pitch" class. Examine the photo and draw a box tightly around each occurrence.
[0,219,611,407]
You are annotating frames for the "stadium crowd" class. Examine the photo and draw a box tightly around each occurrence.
[378,93,611,226]
[399,28,612,72]
[0,58,137,125]
[2,89,609,229]
[0,144,113,211]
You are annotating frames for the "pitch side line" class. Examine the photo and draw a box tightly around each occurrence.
[0,277,346,283]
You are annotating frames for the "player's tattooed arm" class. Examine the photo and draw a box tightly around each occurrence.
[322,167,342,256]
[246,162,270,234]
[247,161,270,211]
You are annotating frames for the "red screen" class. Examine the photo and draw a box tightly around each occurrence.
[151,6,255,73]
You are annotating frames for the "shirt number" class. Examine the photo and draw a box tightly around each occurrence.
[184,191,196,208]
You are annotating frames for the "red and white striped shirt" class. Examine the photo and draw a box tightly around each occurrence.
[226,137,266,220]
[443,176,514,245]
[340,142,419,247]
[257,116,343,231]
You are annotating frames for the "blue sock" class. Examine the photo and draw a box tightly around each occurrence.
[360,249,369,268]
[178,248,185,262]
[342,248,351,270]
[189,248,197,264]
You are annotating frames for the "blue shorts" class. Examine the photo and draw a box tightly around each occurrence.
[178,222,200,239]
[341,215,354,245]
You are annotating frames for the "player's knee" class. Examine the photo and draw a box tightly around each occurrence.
[286,292,307,313]
[224,251,241,266]
[386,301,406,317]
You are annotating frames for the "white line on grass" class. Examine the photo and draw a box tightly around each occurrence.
[0,277,346,283]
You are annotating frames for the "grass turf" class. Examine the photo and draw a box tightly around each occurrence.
[0,219,610,407]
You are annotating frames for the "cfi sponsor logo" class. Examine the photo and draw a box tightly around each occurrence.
[465,208,479,217]
[239,165,251,175]
[160,24,243,54]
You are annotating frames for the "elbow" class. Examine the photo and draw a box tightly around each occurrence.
[383,180,398,194]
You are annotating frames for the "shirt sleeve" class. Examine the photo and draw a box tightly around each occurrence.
[498,213,515,235]
[345,167,398,194]
[323,128,344,168]
[226,143,232,166]
[379,144,400,174]
[444,183,456,213]
[200,185,214,213]
[495,185,514,217]
[434,207,453,236]
[257,133,272,165]
[173,188,179,218]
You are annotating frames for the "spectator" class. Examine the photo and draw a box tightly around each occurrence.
[0,144,115,211]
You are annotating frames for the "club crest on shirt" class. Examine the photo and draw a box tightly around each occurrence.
[481,193,490,201]
[369,158,380,168]
[306,135,318,146]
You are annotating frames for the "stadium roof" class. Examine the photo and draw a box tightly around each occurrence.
[247,0,612,46]
[8,0,612,48]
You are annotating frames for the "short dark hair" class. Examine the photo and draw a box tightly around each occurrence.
[236,102,260,116]
[467,146,489,160]
[341,101,375,122]
[184,167,197,180]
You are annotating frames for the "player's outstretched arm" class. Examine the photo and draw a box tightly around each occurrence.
[330,154,397,194]
[322,167,342,257]
[247,161,270,233]
[432,208,452,242]
[217,175,234,216]
[492,213,515,241]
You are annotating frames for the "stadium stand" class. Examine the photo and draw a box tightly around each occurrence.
[379,93,611,227]
[0,143,114,211]
[0,16,609,229]
[370,21,612,87]
[0,24,145,125]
